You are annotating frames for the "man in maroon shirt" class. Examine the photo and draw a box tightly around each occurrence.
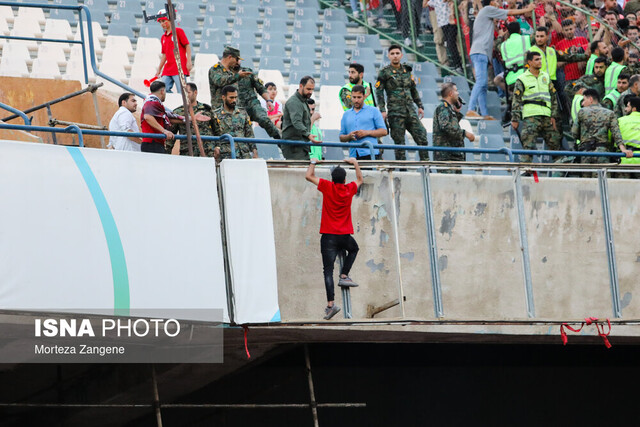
[154,8,192,94]
[306,158,364,320]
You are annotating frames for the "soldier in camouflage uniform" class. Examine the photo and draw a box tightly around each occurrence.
[432,83,476,173]
[208,47,248,110]
[565,57,607,100]
[614,74,640,117]
[212,85,256,160]
[236,64,282,139]
[511,51,559,163]
[602,73,629,110]
[375,44,428,161]
[166,82,217,157]
[571,88,623,177]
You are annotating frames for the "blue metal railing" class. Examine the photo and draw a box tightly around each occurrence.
[0,102,31,125]
[2,123,640,162]
[0,2,145,99]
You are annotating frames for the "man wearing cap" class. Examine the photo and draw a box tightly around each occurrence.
[155,9,192,94]
[209,47,251,110]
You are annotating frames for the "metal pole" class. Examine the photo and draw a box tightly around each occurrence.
[513,167,535,318]
[406,0,417,51]
[597,169,622,318]
[304,345,320,427]
[78,7,88,85]
[46,105,57,145]
[388,170,406,317]
[91,91,106,148]
[420,166,444,317]
[151,365,163,427]
[452,0,468,78]
[0,102,31,125]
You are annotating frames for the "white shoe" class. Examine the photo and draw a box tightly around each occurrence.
[378,19,391,29]
[404,37,412,46]
[353,10,360,19]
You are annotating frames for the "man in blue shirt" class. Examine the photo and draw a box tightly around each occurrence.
[339,85,388,160]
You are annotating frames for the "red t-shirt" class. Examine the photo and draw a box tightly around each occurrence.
[554,36,588,80]
[160,27,190,77]
[141,97,171,144]
[318,178,358,235]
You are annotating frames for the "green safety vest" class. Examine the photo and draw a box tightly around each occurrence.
[617,111,640,164]
[518,70,552,118]
[339,81,375,111]
[585,54,598,76]
[500,34,531,86]
[571,94,584,145]
[529,45,557,81]
[604,62,627,96]
[603,89,621,109]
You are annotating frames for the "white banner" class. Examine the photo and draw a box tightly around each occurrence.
[220,159,280,324]
[0,141,228,322]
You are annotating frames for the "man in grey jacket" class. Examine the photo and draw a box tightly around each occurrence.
[281,75,319,159]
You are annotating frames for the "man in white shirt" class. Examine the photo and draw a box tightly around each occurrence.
[108,92,141,151]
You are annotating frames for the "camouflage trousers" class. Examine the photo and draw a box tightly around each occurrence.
[218,142,254,160]
[518,115,561,163]
[389,112,429,161]
[579,146,609,178]
[245,100,281,139]
[433,151,464,174]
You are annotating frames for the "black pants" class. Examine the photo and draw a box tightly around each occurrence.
[320,234,359,302]
[401,0,423,38]
[442,24,461,68]
[141,141,167,154]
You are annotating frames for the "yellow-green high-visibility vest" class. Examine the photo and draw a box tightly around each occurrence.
[529,45,557,81]
[603,89,621,110]
[500,33,531,86]
[604,62,626,96]
[618,111,640,164]
[339,81,375,111]
[571,94,584,146]
[518,70,552,118]
[585,54,598,76]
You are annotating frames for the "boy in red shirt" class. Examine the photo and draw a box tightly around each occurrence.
[306,158,364,320]
[155,8,192,94]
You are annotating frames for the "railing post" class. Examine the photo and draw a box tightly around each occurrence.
[0,102,31,125]
[453,0,468,79]
[64,125,84,147]
[420,166,444,318]
[512,166,535,318]
[223,134,237,159]
[597,168,622,318]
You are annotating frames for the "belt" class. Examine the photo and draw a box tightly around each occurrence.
[523,100,550,107]
[578,141,608,151]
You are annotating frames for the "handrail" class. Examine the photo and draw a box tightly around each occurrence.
[0,2,146,99]
[2,123,639,161]
[317,0,473,84]
[0,102,31,125]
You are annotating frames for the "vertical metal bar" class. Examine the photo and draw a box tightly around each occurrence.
[420,167,443,317]
[151,365,163,427]
[513,167,535,317]
[406,0,417,51]
[452,0,468,78]
[388,170,406,317]
[597,169,622,318]
[45,105,58,145]
[338,253,352,319]
[77,9,88,85]
[304,345,320,427]
[91,92,105,148]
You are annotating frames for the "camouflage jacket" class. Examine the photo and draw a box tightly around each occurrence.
[614,88,635,118]
[565,74,605,100]
[375,63,423,116]
[571,104,623,148]
[208,62,240,110]
[167,102,216,157]
[433,100,465,148]
[236,67,267,109]
[212,106,256,158]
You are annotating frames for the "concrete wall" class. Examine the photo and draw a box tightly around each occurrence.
[269,167,639,322]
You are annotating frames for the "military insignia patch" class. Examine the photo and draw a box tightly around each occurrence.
[515,90,521,95]
[375,81,381,88]
[214,63,219,68]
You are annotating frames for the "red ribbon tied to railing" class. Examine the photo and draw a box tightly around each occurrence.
[560,317,612,348]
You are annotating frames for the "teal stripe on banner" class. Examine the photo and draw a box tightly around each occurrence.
[67,147,130,316]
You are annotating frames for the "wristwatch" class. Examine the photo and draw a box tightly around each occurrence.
[310,159,317,165]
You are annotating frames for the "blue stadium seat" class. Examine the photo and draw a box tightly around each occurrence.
[85,0,110,13]
[178,14,200,31]
[323,8,348,22]
[234,5,261,18]
[49,8,77,22]
[412,61,438,77]
[237,0,262,6]
[295,0,319,6]
[263,6,289,21]
[256,142,284,160]
[114,0,140,12]
[290,44,316,58]
[423,104,437,118]
[320,71,345,85]
[322,21,347,34]
[262,0,287,6]
[110,10,137,27]
[418,88,438,105]
[202,28,227,43]
[290,56,316,74]
[203,3,229,16]
[262,18,288,33]
[322,146,346,161]
[443,75,470,92]
[293,7,319,21]
[320,58,345,72]
[479,134,510,165]
[261,43,286,58]
[108,22,135,38]
[181,27,196,45]
[291,32,316,47]
[509,133,524,163]
[381,141,396,161]
[321,34,346,46]
[464,136,475,162]
[416,75,437,89]
[233,16,260,29]
[292,19,319,33]
[203,15,228,29]
[262,31,287,46]
[288,70,307,85]
[322,46,348,58]
[487,90,501,107]
[355,34,382,51]
[139,23,164,39]
[477,120,504,135]
[229,42,256,58]
[351,47,376,63]
[199,40,225,54]
[230,29,256,44]
[487,104,502,120]
[260,56,286,70]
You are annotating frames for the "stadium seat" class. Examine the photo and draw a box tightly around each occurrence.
[322,21,347,35]
[136,37,161,54]
[351,47,376,63]
[416,75,437,89]
[203,15,228,30]
[10,16,41,44]
[321,45,348,59]
[203,3,228,17]
[487,90,501,107]
[290,56,316,75]
[292,19,319,34]
[479,134,509,164]
[262,18,288,33]
[318,85,342,130]
[293,6,319,21]
[48,8,76,22]
[295,0,319,6]
[138,24,164,39]
[37,44,66,64]
[0,57,29,77]
[105,35,133,54]
[108,23,135,39]
[262,31,287,46]
[237,0,262,6]
[323,8,348,22]
[321,34,346,46]
[17,7,45,22]
[288,70,306,86]
[178,14,200,31]
[322,146,346,161]
[256,143,285,160]
[443,75,470,93]
[412,61,438,77]
[263,7,289,21]
[290,43,317,59]
[109,10,137,27]
[262,0,287,6]
[233,16,260,29]
[230,42,256,58]
[3,43,31,62]
[84,0,111,13]
[234,5,261,18]
[31,58,61,79]
[355,34,382,51]
[261,43,286,58]
[43,19,73,39]
[320,58,345,73]
[381,139,397,161]
[423,104,437,118]
[320,71,344,86]
[0,18,8,37]
[199,40,225,54]
[417,88,438,105]
[0,6,14,24]
[260,56,286,71]
[291,32,316,48]
[477,120,504,135]
[63,56,96,82]
[202,28,227,44]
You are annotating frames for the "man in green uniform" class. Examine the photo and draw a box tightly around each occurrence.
[375,44,429,161]
[604,47,627,96]
[616,96,640,174]
[614,74,640,117]
[585,40,609,76]
[339,63,376,110]
[511,50,559,163]
[566,57,607,100]
[208,47,250,110]
[603,73,630,110]
[281,76,319,160]
[212,85,257,160]
[500,21,530,87]
[432,83,476,173]
[571,88,623,177]
[166,82,216,157]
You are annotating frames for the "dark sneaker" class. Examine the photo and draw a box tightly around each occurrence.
[323,305,341,320]
[338,277,359,287]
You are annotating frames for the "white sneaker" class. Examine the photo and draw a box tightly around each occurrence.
[378,19,391,29]
[404,37,412,46]
[353,10,360,19]
[416,39,424,48]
